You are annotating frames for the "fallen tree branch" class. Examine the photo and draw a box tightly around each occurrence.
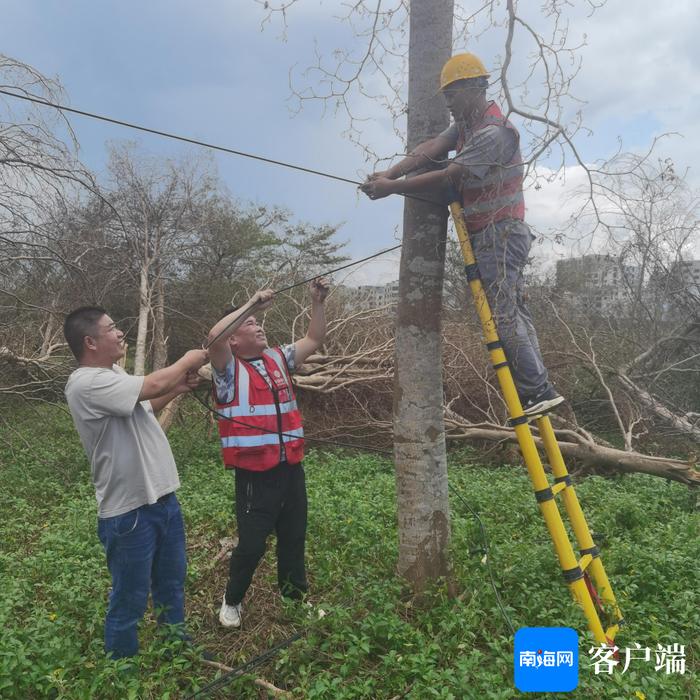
[443,419,700,486]
[615,371,700,444]
[157,392,185,432]
[194,355,699,486]
[0,343,68,367]
[199,659,291,698]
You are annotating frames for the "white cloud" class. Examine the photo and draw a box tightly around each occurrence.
[521,0,699,182]
[340,252,401,287]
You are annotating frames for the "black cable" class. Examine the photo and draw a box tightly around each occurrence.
[273,243,402,295]
[186,630,304,699]
[0,89,360,187]
[203,243,402,350]
[0,88,442,206]
[448,483,516,636]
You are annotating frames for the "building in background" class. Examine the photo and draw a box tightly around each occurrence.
[336,257,698,317]
[338,280,400,311]
[555,254,640,313]
[555,253,700,316]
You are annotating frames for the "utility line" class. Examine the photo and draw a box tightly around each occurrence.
[186,630,305,699]
[0,89,361,186]
[273,243,402,295]
[203,243,402,349]
[0,88,443,206]
[448,486,516,636]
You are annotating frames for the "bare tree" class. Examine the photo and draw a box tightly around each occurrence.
[0,54,101,402]
[544,156,700,448]
[104,144,214,375]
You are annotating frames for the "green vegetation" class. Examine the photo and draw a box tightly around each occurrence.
[0,407,697,699]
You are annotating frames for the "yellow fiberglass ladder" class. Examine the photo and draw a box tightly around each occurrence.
[449,200,624,645]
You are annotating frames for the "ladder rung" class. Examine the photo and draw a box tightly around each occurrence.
[578,553,593,572]
[551,481,568,496]
[605,623,621,642]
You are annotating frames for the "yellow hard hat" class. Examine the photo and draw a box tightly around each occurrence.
[440,53,489,90]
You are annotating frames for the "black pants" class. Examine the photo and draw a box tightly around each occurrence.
[225,462,308,605]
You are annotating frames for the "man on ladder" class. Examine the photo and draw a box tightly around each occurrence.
[362,54,624,646]
[361,52,563,417]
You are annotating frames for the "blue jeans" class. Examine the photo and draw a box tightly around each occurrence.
[97,492,186,659]
[471,219,550,399]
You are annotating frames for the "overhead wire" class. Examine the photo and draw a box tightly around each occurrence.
[203,243,402,350]
[0,89,362,187]
[273,243,402,295]
[0,88,442,206]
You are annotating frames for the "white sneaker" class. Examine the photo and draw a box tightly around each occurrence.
[219,597,242,628]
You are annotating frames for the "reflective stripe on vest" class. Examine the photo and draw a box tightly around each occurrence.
[217,399,299,418]
[222,427,305,448]
[215,347,304,471]
[456,103,525,232]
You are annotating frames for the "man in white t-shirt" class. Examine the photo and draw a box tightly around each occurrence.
[63,306,208,659]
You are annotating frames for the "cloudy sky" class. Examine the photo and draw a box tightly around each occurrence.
[1,0,698,284]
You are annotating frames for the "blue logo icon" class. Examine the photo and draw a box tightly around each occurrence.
[514,626,578,692]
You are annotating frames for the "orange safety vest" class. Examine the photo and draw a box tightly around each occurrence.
[456,102,525,232]
[214,347,304,471]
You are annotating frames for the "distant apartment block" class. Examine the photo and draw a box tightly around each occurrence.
[338,280,400,310]
[647,258,700,315]
[555,254,640,313]
[555,253,700,314]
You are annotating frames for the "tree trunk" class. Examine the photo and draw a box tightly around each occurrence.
[134,263,150,375]
[618,320,700,443]
[158,392,185,432]
[393,0,454,593]
[116,341,128,369]
[617,372,700,443]
[40,314,55,357]
[152,271,168,371]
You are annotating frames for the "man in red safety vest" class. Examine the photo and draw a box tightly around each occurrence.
[207,278,329,628]
[361,53,564,417]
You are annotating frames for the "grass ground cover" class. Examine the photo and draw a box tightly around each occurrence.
[0,406,697,698]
